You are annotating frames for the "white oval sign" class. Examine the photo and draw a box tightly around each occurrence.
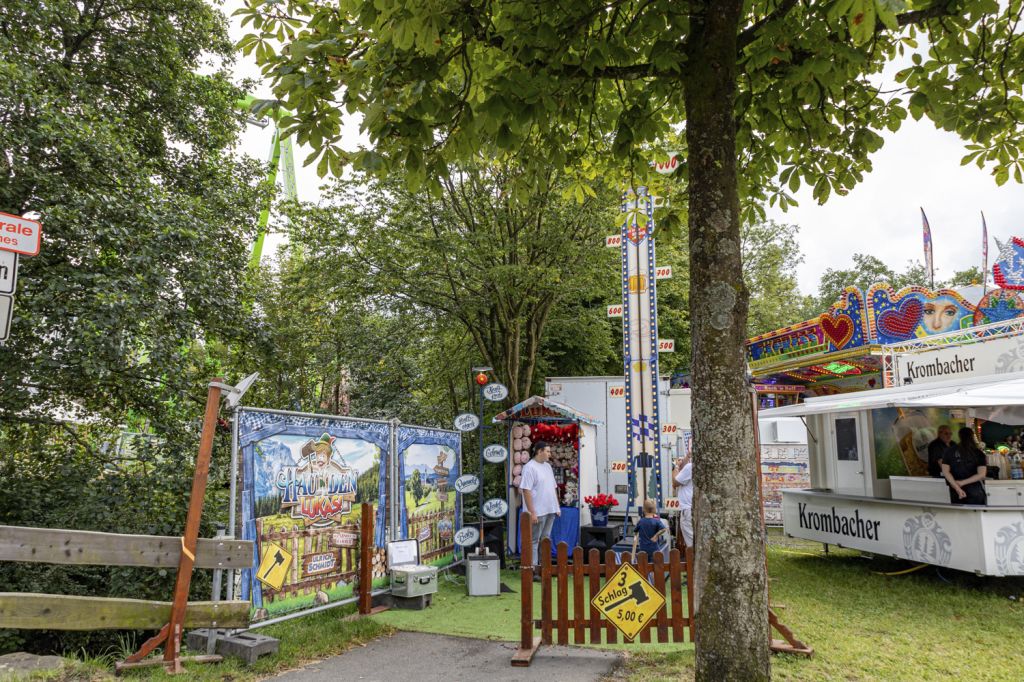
[454,526,480,547]
[482,382,509,402]
[483,444,508,464]
[454,474,480,494]
[454,412,480,432]
[483,498,509,518]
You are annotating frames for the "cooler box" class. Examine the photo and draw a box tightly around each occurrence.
[388,539,438,598]
[466,551,500,596]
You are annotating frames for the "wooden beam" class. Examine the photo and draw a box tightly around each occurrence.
[0,594,249,630]
[0,525,253,570]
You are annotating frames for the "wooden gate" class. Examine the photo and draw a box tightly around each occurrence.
[513,512,693,666]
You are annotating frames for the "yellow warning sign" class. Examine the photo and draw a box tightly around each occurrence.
[590,562,666,641]
[256,542,293,591]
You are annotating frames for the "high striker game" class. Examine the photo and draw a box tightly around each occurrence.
[619,187,664,511]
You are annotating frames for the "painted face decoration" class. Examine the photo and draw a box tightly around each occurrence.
[922,297,962,333]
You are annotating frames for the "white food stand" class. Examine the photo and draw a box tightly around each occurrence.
[761,371,1024,576]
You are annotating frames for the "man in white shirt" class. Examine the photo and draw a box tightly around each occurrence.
[520,440,560,571]
[673,453,694,548]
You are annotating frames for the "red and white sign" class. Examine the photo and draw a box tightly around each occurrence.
[608,385,625,398]
[658,339,675,353]
[655,266,672,280]
[650,152,681,176]
[0,212,42,257]
[610,460,627,472]
[664,498,680,509]
[662,423,678,435]
[607,304,623,318]
[605,235,622,248]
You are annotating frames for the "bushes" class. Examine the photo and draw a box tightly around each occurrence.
[0,422,233,655]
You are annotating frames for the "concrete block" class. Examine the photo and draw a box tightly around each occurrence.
[186,629,280,665]
[392,594,432,610]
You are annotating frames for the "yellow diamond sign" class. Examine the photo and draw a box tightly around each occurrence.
[256,542,293,591]
[591,562,666,641]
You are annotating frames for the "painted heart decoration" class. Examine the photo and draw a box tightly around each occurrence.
[819,313,855,349]
[877,297,924,340]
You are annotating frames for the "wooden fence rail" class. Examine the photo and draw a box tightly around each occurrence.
[0,525,251,570]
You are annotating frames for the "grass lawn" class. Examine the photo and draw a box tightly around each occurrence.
[613,531,1024,681]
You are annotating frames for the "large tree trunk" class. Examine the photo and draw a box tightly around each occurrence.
[684,2,770,680]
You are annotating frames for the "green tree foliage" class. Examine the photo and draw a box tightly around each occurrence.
[409,468,424,507]
[817,253,927,307]
[0,0,262,654]
[239,2,1024,676]
[280,165,615,404]
[743,221,815,336]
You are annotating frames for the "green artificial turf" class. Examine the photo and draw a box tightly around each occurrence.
[371,568,692,653]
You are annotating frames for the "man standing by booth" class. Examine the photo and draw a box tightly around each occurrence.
[673,452,694,548]
[928,425,956,478]
[521,440,559,576]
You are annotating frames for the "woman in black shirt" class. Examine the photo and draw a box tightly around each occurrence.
[940,427,988,505]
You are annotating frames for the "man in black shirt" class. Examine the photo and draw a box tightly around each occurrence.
[927,425,955,478]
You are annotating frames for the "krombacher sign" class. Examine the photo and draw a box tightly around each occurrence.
[798,503,882,540]
[895,334,1024,386]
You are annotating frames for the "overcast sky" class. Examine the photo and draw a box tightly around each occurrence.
[226,7,1024,296]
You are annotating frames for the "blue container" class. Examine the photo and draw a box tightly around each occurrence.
[590,507,609,527]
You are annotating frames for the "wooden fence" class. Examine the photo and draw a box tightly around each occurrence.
[513,512,693,666]
[406,509,453,562]
[0,525,253,631]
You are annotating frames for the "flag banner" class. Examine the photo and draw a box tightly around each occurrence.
[921,208,935,289]
[982,211,989,293]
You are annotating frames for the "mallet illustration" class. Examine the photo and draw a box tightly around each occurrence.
[605,580,649,610]
[261,549,285,580]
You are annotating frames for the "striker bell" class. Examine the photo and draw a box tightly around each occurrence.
[475,372,489,386]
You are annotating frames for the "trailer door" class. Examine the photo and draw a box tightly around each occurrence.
[832,412,868,495]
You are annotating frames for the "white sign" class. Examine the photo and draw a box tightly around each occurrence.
[605,235,622,248]
[608,385,625,398]
[895,334,1024,386]
[417,526,431,542]
[0,251,17,295]
[482,382,509,402]
[658,339,675,353]
[607,304,623,318]
[454,474,480,494]
[483,444,508,464]
[0,295,11,341]
[655,266,672,280]
[454,526,480,547]
[454,412,480,432]
[650,151,681,175]
[483,498,509,518]
[0,212,41,257]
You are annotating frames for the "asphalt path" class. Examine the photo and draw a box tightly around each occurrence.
[271,631,622,682]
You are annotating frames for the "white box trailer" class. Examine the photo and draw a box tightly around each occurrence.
[547,376,808,524]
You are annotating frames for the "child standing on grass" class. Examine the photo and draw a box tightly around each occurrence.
[633,498,668,560]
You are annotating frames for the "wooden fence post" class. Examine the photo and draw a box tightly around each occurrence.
[511,511,540,667]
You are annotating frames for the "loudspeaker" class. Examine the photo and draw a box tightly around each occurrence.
[463,520,506,569]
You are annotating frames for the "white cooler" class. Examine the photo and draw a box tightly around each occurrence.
[466,549,500,596]
[388,539,438,598]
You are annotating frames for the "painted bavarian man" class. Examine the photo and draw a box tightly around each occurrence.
[433,449,451,503]
[302,433,336,472]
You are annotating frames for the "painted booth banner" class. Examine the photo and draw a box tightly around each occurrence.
[871,406,966,479]
[867,285,975,344]
[238,409,390,622]
[397,425,462,568]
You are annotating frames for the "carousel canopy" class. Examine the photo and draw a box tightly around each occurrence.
[493,396,604,425]
[759,370,1024,424]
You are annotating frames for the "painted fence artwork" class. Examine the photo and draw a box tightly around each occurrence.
[238,409,391,622]
[396,425,462,566]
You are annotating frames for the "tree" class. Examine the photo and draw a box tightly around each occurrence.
[0,0,265,430]
[282,166,614,404]
[239,2,1024,678]
[743,221,815,336]
[409,468,424,507]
